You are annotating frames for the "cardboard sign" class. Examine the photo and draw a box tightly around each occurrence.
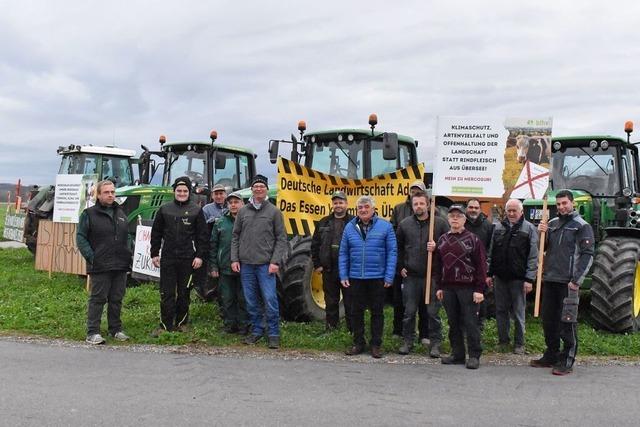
[3,211,26,242]
[34,220,87,275]
[433,117,552,199]
[52,174,98,223]
[277,157,425,236]
[132,225,160,278]
[510,161,550,199]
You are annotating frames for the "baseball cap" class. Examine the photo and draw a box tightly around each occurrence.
[212,184,226,192]
[331,191,347,201]
[448,204,466,214]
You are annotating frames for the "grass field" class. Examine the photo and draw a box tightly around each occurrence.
[1,247,639,356]
[0,203,7,241]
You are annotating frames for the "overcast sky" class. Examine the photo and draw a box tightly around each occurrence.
[1,0,639,185]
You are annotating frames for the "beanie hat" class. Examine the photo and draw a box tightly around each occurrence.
[172,176,192,193]
[251,174,269,188]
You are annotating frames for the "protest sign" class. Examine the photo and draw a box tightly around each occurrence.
[52,174,98,223]
[34,220,87,275]
[277,157,424,235]
[3,209,26,242]
[132,225,160,278]
[510,160,550,199]
[433,117,553,199]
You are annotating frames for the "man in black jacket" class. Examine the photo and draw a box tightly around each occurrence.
[396,191,449,356]
[150,176,209,335]
[311,191,354,331]
[77,180,132,345]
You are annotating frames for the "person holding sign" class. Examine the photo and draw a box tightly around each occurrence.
[209,192,249,335]
[530,190,594,376]
[150,176,209,335]
[396,190,449,357]
[77,180,132,345]
[311,190,355,332]
[339,196,397,359]
[433,204,487,369]
[486,199,538,355]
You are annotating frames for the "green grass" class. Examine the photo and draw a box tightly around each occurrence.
[0,203,7,241]
[1,247,639,356]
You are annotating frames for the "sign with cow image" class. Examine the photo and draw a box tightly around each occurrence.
[433,116,553,199]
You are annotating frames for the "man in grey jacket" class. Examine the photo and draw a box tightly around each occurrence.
[231,175,288,349]
[486,199,538,355]
[530,190,594,375]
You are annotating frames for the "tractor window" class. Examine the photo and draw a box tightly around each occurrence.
[213,151,252,190]
[552,148,620,196]
[370,140,412,176]
[167,149,207,187]
[102,156,133,188]
[310,141,363,179]
[58,154,98,175]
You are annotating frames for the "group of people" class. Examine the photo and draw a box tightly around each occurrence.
[76,177,594,375]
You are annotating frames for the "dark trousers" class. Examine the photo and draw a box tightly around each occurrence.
[87,271,127,335]
[159,259,194,330]
[442,286,483,359]
[402,275,442,344]
[351,278,386,347]
[541,281,578,368]
[322,269,353,331]
[219,273,248,328]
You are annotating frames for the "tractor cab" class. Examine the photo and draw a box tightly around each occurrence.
[57,145,137,188]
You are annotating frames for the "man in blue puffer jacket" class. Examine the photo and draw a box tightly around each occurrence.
[339,195,397,358]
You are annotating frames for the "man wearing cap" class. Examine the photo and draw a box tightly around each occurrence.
[311,190,355,331]
[339,195,397,359]
[203,184,228,224]
[396,190,449,357]
[150,176,209,335]
[231,174,288,349]
[433,204,487,369]
[390,180,428,339]
[209,192,249,335]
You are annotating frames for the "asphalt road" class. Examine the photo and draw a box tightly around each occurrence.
[1,338,639,426]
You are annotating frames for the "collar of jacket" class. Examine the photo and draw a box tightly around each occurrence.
[223,210,236,220]
[173,199,189,207]
[357,214,378,225]
[466,212,486,225]
[557,210,578,222]
[413,213,430,223]
[248,197,269,210]
[501,214,524,228]
[97,201,119,210]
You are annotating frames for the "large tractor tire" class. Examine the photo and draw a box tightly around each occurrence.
[279,235,340,322]
[590,236,640,333]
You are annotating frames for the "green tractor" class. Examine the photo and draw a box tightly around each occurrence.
[24,144,140,255]
[267,115,419,321]
[523,123,640,333]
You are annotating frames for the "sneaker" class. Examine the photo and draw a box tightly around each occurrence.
[441,355,465,365]
[466,357,480,369]
[244,334,262,345]
[85,334,106,345]
[420,338,431,347]
[552,365,573,376]
[345,345,365,356]
[112,331,129,341]
[267,336,280,349]
[530,356,556,368]
[398,341,412,355]
[429,342,441,358]
[513,345,525,355]
[371,346,383,359]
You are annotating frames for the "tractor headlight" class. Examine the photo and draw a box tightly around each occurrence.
[623,187,632,197]
[552,141,562,152]
[589,140,599,150]
[600,140,609,150]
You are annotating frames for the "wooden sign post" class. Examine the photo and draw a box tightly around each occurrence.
[533,197,548,317]
[425,196,437,304]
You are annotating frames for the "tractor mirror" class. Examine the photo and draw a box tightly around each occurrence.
[215,153,227,170]
[382,132,398,160]
[269,140,279,164]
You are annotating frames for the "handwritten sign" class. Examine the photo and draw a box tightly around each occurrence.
[3,211,26,242]
[132,225,160,278]
[34,220,87,275]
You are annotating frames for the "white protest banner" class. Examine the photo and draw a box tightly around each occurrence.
[53,174,98,223]
[3,211,26,242]
[510,160,550,199]
[132,225,160,278]
[433,116,552,199]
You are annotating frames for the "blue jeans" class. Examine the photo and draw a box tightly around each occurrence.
[240,264,280,337]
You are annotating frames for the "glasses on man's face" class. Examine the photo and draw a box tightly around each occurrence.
[448,213,465,219]
[252,184,267,189]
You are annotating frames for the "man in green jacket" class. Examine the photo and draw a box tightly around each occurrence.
[209,192,248,334]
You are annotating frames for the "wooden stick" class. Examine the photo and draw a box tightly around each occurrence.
[424,196,437,304]
[48,222,58,279]
[86,275,91,293]
[533,197,548,317]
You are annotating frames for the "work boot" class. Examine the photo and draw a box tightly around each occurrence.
[237,325,250,336]
[398,341,412,355]
[552,365,573,376]
[176,324,191,333]
[441,355,465,365]
[428,342,441,358]
[513,345,525,355]
[244,334,262,345]
[150,327,168,338]
[371,346,383,359]
[466,357,480,370]
[267,336,280,349]
[530,356,556,368]
[345,345,365,356]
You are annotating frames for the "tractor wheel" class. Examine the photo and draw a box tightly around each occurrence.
[590,236,640,333]
[279,235,338,322]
